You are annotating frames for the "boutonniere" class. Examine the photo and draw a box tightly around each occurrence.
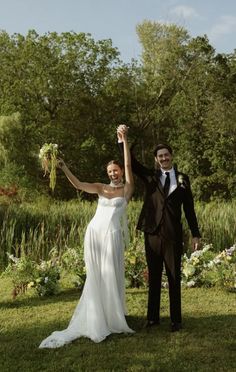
[178,174,186,188]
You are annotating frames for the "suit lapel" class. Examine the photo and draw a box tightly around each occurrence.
[154,169,164,195]
[154,169,181,198]
[175,169,180,187]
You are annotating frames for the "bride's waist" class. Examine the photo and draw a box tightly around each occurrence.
[88,218,122,231]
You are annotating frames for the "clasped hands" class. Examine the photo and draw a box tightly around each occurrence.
[117,124,129,142]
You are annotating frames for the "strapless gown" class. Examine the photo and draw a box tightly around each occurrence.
[39,196,134,348]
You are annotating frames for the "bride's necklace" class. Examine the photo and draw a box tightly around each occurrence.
[109,181,124,189]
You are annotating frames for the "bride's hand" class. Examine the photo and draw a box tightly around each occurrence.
[117,124,128,141]
[57,158,66,169]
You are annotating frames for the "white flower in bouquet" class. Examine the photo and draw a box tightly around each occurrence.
[39,143,58,191]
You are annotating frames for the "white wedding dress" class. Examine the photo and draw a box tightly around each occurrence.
[39,196,134,348]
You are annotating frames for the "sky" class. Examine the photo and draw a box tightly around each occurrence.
[0,0,235,62]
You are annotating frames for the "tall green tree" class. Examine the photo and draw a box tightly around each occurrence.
[0,30,130,197]
[135,21,236,200]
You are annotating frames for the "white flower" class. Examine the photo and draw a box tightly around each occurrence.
[162,282,169,288]
[178,175,184,184]
[186,280,196,288]
[207,261,214,269]
[213,257,221,264]
[8,254,19,263]
[226,245,236,256]
[183,265,196,277]
[44,277,49,283]
[202,245,212,253]
[28,281,35,288]
[191,249,202,258]
[38,148,44,159]
[40,261,47,270]
[39,143,58,159]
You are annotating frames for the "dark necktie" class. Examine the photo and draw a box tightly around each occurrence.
[163,171,170,197]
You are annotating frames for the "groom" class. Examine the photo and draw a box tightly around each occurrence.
[117,125,201,332]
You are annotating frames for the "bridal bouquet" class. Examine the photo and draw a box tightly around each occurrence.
[39,143,58,191]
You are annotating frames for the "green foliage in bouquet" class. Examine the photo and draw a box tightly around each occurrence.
[39,143,58,191]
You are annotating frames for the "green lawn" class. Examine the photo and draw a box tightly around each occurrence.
[0,277,235,372]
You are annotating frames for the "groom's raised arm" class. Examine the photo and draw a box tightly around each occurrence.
[117,139,152,182]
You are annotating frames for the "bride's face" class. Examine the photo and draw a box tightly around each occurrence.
[107,164,124,184]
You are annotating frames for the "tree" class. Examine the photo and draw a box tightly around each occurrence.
[134,21,236,200]
[0,30,127,198]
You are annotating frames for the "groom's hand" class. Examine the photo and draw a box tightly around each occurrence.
[117,124,129,133]
[117,124,129,142]
[192,237,200,251]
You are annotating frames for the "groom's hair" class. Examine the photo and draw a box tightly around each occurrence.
[153,143,173,156]
[106,160,124,169]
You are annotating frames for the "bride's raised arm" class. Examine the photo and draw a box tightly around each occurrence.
[117,126,134,202]
[57,159,103,195]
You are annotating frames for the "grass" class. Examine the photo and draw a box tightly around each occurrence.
[0,277,235,372]
[0,199,236,270]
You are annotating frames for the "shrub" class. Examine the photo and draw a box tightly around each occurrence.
[182,243,236,291]
[3,249,60,298]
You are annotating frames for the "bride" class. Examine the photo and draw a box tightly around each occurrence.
[39,127,134,348]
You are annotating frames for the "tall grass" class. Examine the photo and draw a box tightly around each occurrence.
[0,198,95,270]
[0,198,235,270]
[194,200,236,249]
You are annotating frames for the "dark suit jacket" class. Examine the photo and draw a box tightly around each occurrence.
[119,143,201,253]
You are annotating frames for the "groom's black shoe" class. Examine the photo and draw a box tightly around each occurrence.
[145,320,160,328]
[170,322,182,332]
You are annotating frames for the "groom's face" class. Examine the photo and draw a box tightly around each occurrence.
[155,148,173,170]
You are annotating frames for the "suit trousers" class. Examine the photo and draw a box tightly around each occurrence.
[144,233,182,324]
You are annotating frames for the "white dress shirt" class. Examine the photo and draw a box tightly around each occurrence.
[160,167,177,196]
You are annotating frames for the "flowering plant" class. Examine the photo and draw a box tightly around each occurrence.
[182,244,215,287]
[178,174,187,188]
[182,243,236,291]
[4,251,61,298]
[29,257,60,296]
[4,254,35,298]
[125,236,147,288]
[39,143,58,191]
[206,244,236,291]
[61,248,86,290]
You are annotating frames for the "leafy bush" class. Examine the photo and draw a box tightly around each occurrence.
[60,247,86,290]
[4,254,35,298]
[125,233,147,288]
[4,240,235,298]
[182,243,236,291]
[4,249,60,298]
[31,258,60,297]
